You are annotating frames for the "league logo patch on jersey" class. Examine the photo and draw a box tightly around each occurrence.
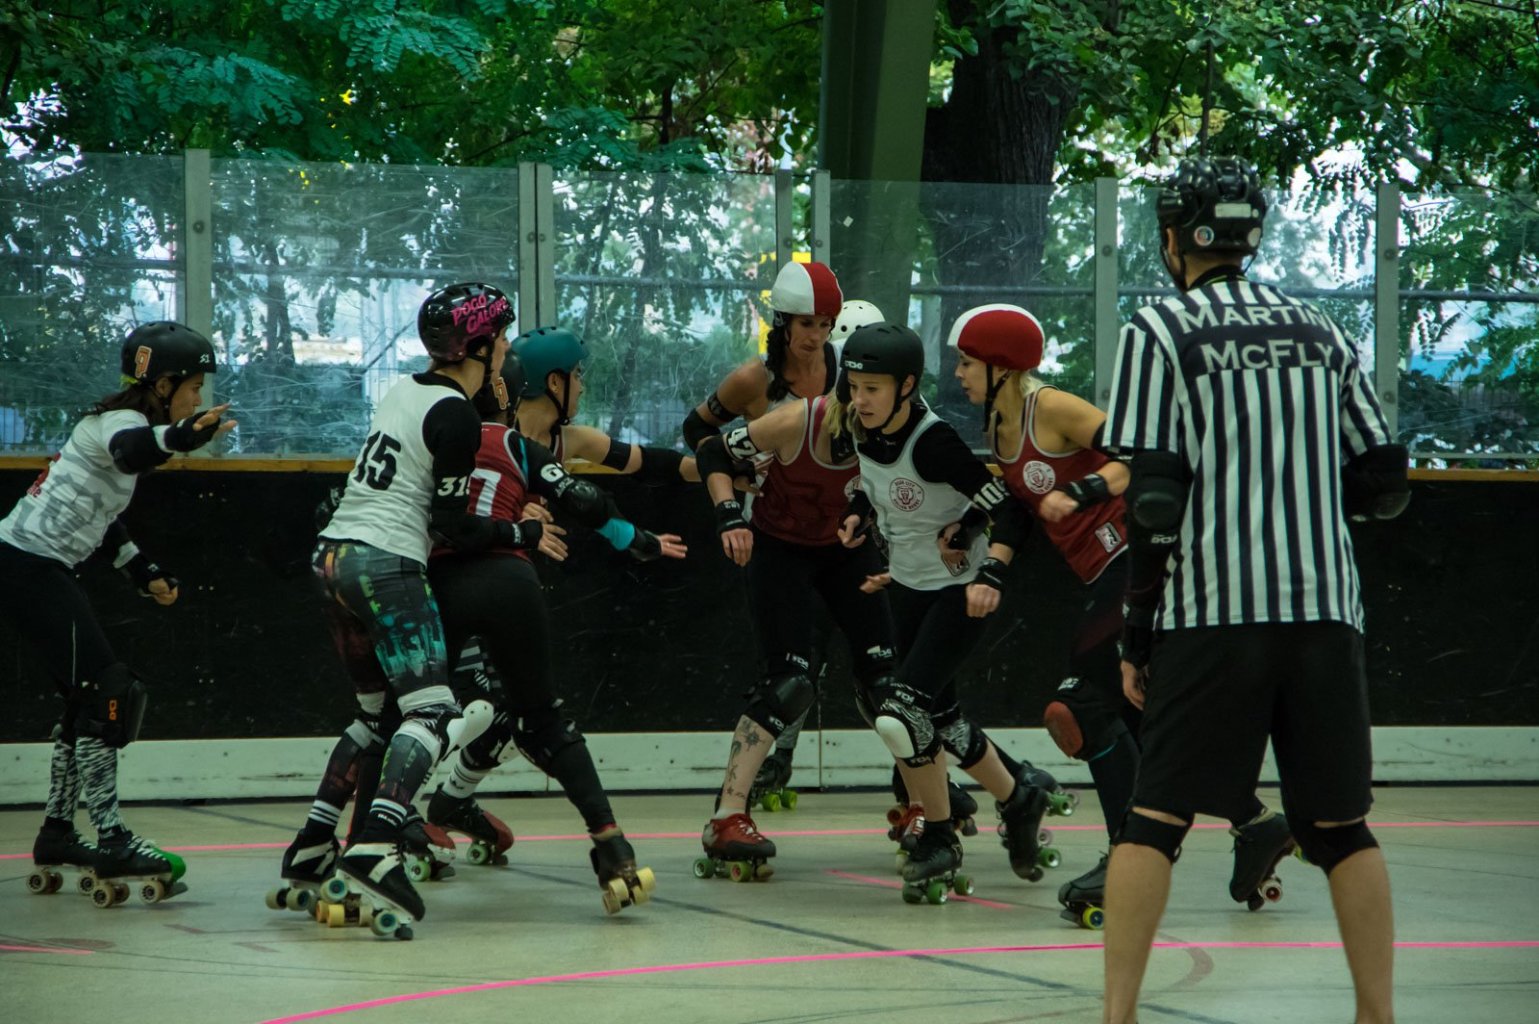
[889,477,925,512]
[1095,522,1124,553]
[1023,460,1057,494]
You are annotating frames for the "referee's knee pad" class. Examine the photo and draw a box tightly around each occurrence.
[1294,818,1378,876]
[937,716,990,770]
[1113,808,1190,864]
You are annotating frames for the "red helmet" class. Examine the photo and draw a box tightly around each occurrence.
[769,261,843,318]
[946,304,1044,371]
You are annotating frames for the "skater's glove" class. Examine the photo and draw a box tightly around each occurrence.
[1119,601,1156,671]
[628,529,663,561]
[122,552,179,601]
[974,556,1008,592]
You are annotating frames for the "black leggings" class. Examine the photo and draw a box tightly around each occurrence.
[886,581,987,726]
[0,542,118,699]
[429,552,555,716]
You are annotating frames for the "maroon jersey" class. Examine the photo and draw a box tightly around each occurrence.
[749,396,860,547]
[432,422,532,561]
[998,387,1128,583]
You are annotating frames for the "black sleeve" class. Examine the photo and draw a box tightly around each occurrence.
[989,497,1032,552]
[520,437,563,501]
[912,423,998,502]
[108,426,173,474]
[422,397,516,552]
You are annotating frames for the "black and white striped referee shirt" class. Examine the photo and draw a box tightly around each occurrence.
[1103,271,1394,632]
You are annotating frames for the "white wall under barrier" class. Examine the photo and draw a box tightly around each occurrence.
[1,727,1535,805]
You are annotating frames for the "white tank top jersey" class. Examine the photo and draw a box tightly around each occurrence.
[320,376,465,565]
[0,410,146,567]
[859,408,989,591]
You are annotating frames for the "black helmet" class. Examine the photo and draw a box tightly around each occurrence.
[1156,156,1267,257]
[838,322,924,400]
[418,283,514,364]
[473,353,527,420]
[120,321,216,384]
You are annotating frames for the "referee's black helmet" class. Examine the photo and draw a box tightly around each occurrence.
[1156,157,1268,257]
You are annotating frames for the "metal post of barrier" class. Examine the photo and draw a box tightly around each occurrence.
[182,149,214,413]
[1093,176,1120,410]
[518,163,556,331]
[1375,181,1401,438]
[775,169,795,273]
[811,170,831,267]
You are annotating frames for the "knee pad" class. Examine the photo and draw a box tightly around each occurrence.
[1113,807,1190,863]
[343,714,385,753]
[1044,689,1131,762]
[515,704,585,774]
[744,672,816,737]
[937,716,990,770]
[1294,818,1378,875]
[74,663,146,750]
[398,687,493,764]
[461,711,520,772]
[869,677,939,767]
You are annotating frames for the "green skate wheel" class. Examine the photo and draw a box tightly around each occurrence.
[954,874,974,896]
[783,790,798,811]
[1083,906,1104,930]
[901,886,923,904]
[691,857,713,879]
[728,860,753,883]
[1039,848,1062,869]
[925,881,947,905]
[371,909,399,937]
[406,857,431,883]
[762,792,782,813]
[468,842,492,866]
[322,875,350,901]
[1048,791,1076,816]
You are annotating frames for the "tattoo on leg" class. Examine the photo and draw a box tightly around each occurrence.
[743,724,763,748]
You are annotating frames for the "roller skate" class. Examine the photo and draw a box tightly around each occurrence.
[266,827,339,914]
[749,747,797,812]
[426,785,513,866]
[401,812,457,882]
[1019,760,1078,817]
[996,769,1062,882]
[890,767,978,837]
[88,827,187,908]
[1229,811,1295,911]
[320,838,419,939]
[26,820,99,896]
[694,812,775,882]
[899,821,971,904]
[1058,850,1108,930]
[590,831,656,914]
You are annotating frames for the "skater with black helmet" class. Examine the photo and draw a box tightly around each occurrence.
[2,321,232,907]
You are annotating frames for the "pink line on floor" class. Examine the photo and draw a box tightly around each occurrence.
[259,940,1539,1022]
[0,944,93,955]
[825,868,1019,910]
[2,819,1535,861]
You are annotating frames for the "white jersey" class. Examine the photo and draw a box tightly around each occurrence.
[858,409,989,591]
[0,410,145,567]
[320,376,466,565]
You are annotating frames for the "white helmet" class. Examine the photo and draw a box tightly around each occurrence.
[769,261,843,318]
[832,299,884,340]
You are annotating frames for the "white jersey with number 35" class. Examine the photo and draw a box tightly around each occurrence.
[320,376,465,565]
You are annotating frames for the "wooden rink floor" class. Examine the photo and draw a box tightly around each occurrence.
[1,785,1535,1023]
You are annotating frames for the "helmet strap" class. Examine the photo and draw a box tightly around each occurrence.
[875,375,914,433]
[549,371,572,426]
[982,365,1008,437]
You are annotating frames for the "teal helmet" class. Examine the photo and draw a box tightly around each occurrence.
[512,327,587,424]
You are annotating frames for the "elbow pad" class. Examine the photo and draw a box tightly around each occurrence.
[695,435,736,481]
[635,445,685,483]
[1126,451,1189,544]
[1342,444,1410,522]
[546,469,620,529]
[682,408,721,451]
[108,427,174,474]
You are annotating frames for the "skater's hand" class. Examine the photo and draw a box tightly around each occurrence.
[649,532,689,560]
[838,513,868,548]
[537,522,569,561]
[1122,660,1148,710]
[860,571,891,594]
[965,581,1000,618]
[715,499,752,565]
[936,522,968,570]
[1038,490,1078,524]
[520,501,553,524]
[147,577,179,606]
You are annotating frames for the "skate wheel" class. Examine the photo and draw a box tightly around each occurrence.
[467,843,491,866]
[77,874,97,895]
[954,874,975,896]
[26,871,50,895]
[1023,866,1045,883]
[753,862,774,881]
[762,792,781,813]
[406,857,431,884]
[47,871,64,894]
[691,857,712,879]
[893,852,908,875]
[325,903,347,927]
[1262,878,1283,903]
[901,886,923,904]
[371,909,398,937]
[925,881,947,905]
[265,888,284,911]
[322,875,350,901]
[141,879,166,904]
[92,884,116,908]
[727,861,750,883]
[886,805,906,826]
[602,879,627,915]
[1082,905,1105,930]
[1039,828,1053,847]
[959,817,978,838]
[294,888,317,913]
[1039,848,1062,869]
[635,866,657,895]
[783,790,798,811]
[395,925,414,941]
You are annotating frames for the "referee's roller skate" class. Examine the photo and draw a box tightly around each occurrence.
[695,812,775,882]
[1057,850,1108,930]
[996,769,1062,882]
[590,830,656,914]
[749,747,798,812]
[1020,760,1078,817]
[425,785,513,866]
[320,837,419,939]
[26,819,99,896]
[266,826,339,914]
[1229,811,1295,911]
[899,821,972,904]
[401,811,457,882]
[87,827,187,907]
[890,767,978,837]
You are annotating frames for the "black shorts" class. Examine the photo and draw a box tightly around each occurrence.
[1132,620,1373,824]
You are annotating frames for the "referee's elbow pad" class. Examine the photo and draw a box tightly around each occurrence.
[1127,451,1188,543]
[1342,444,1410,522]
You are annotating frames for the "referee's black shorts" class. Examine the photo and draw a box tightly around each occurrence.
[1132,620,1373,825]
